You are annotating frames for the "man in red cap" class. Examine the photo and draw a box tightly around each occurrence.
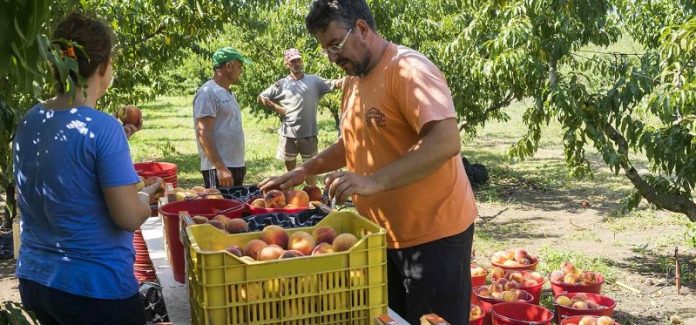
[258,48,343,186]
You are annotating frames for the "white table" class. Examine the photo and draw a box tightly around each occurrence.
[140,215,410,324]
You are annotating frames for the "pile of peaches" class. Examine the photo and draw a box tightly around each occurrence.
[191,214,250,234]
[167,186,224,201]
[249,186,324,209]
[474,278,531,302]
[491,248,537,267]
[555,293,607,311]
[564,315,616,325]
[220,225,360,262]
[550,262,602,285]
[490,267,544,288]
[469,305,483,321]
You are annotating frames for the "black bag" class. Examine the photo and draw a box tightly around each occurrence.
[139,282,169,324]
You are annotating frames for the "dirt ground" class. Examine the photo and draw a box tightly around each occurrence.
[1,200,694,324]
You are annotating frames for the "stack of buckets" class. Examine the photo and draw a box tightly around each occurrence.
[131,162,178,284]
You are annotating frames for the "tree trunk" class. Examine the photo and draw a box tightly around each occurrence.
[603,123,696,221]
[1,183,15,229]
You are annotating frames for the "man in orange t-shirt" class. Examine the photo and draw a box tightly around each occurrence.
[260,1,477,324]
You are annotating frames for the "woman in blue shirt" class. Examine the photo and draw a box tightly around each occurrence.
[13,12,161,324]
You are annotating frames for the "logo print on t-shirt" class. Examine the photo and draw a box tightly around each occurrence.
[365,107,386,128]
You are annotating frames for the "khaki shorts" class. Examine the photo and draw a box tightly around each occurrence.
[276,135,318,161]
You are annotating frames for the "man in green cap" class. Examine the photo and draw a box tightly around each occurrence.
[193,47,251,188]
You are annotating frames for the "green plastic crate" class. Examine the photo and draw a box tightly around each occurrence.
[183,211,388,324]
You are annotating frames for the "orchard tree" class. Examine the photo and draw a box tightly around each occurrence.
[0,0,274,228]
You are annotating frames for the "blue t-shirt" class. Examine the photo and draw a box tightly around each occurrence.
[13,104,141,300]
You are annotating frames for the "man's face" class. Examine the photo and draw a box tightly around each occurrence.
[286,57,303,74]
[227,60,243,84]
[315,21,370,76]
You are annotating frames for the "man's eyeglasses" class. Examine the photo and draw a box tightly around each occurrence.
[323,28,352,55]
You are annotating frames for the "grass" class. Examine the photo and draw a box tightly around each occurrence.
[128,96,341,188]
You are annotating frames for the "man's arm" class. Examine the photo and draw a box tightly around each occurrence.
[326,118,461,203]
[257,95,288,117]
[196,116,233,187]
[259,138,347,191]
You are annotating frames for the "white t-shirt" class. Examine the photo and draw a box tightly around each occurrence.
[193,80,245,170]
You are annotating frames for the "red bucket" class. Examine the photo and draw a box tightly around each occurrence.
[134,162,178,187]
[470,304,486,325]
[159,198,245,283]
[507,270,544,305]
[553,292,616,323]
[471,264,488,305]
[474,286,534,325]
[550,272,605,296]
[561,315,621,325]
[490,302,554,325]
[491,256,539,272]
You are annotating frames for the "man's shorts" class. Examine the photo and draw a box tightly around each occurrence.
[276,135,318,161]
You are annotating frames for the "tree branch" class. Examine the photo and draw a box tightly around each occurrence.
[603,122,696,221]
[459,92,514,131]
[142,24,166,43]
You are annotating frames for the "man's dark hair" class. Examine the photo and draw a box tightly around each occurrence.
[305,0,376,34]
[52,12,113,94]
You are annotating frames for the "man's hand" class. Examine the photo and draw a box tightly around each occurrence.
[216,167,233,188]
[259,169,308,192]
[324,171,382,204]
[123,117,142,138]
[258,96,287,117]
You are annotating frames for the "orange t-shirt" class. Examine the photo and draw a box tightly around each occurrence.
[340,43,478,248]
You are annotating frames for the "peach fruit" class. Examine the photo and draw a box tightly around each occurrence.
[286,190,310,207]
[257,245,285,261]
[250,198,266,208]
[313,226,337,245]
[279,250,305,259]
[243,239,268,260]
[288,231,316,256]
[117,105,142,125]
[225,245,243,257]
[572,301,588,309]
[596,316,614,325]
[213,214,232,225]
[260,225,289,249]
[264,190,286,208]
[556,295,572,307]
[332,233,358,252]
[303,185,323,201]
[311,242,334,256]
[579,317,597,325]
[192,216,208,224]
[490,267,505,281]
[225,218,249,234]
[469,305,483,320]
[208,219,225,230]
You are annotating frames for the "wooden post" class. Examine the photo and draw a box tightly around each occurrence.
[675,247,681,294]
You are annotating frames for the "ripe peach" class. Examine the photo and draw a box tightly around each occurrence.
[503,260,518,267]
[502,290,518,302]
[514,248,528,260]
[192,216,209,224]
[477,287,491,297]
[470,265,487,277]
[264,190,286,208]
[311,242,334,256]
[257,245,285,261]
[491,252,506,264]
[469,305,483,320]
[579,316,597,325]
[203,188,224,199]
[260,225,289,249]
[243,239,268,260]
[586,300,599,309]
[250,198,266,208]
[490,292,502,299]
[490,267,505,281]
[313,226,337,245]
[562,261,577,274]
[572,293,589,302]
[508,272,524,283]
[332,233,358,252]
[117,105,142,125]
[286,190,310,207]
[279,250,305,259]
[528,271,544,283]
[572,301,588,309]
[523,279,538,287]
[225,218,249,234]
[556,295,572,307]
[502,249,515,260]
[213,214,232,225]
[596,316,614,325]
[550,270,565,282]
[226,245,243,257]
[490,283,504,293]
[288,231,316,256]
[515,257,530,265]
[564,273,579,284]
[504,281,519,291]
[208,219,225,230]
[190,186,206,194]
[302,185,324,202]
[580,271,596,285]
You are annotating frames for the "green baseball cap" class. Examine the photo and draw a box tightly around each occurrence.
[212,47,252,67]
